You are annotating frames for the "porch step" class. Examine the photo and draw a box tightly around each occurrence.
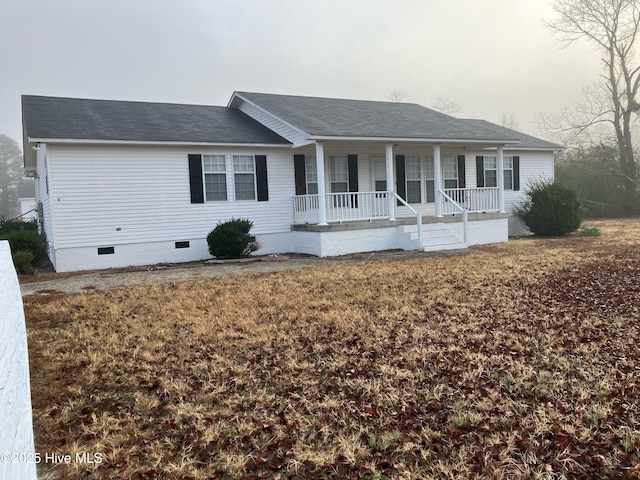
[403,224,467,252]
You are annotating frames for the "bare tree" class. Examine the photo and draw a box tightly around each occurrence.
[546,0,640,205]
[430,96,462,115]
[385,90,408,102]
[501,113,519,130]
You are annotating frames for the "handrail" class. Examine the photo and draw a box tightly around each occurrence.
[392,192,422,251]
[439,190,468,246]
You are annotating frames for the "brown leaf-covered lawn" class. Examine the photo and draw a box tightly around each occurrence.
[25,219,640,479]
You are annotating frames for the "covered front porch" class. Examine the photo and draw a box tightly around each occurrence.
[290,141,511,252]
[292,141,509,224]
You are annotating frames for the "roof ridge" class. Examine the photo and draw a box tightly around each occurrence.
[236,91,425,108]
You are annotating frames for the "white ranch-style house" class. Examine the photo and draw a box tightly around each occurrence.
[22,92,562,272]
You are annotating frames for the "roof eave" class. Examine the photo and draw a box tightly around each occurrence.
[26,137,292,148]
[308,135,521,145]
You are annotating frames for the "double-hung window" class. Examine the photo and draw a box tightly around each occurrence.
[329,156,349,193]
[305,156,318,194]
[233,155,256,200]
[405,156,422,203]
[484,156,498,187]
[483,156,513,190]
[503,156,514,190]
[425,156,435,203]
[203,155,227,201]
[443,156,458,189]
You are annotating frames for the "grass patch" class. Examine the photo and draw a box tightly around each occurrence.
[579,225,602,236]
[25,218,640,479]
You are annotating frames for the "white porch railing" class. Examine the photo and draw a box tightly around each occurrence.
[439,190,468,246]
[293,192,389,224]
[441,187,499,214]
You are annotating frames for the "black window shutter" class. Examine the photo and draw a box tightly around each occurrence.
[396,155,406,205]
[513,156,520,191]
[255,155,268,201]
[347,154,358,208]
[476,156,485,188]
[188,154,204,204]
[348,155,358,192]
[294,154,306,195]
[457,155,466,189]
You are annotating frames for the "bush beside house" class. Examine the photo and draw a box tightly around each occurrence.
[514,179,582,236]
[207,218,258,259]
[0,219,46,274]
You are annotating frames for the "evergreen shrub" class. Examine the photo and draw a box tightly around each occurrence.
[514,179,582,236]
[206,218,257,259]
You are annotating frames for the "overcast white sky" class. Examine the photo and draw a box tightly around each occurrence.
[1,0,602,147]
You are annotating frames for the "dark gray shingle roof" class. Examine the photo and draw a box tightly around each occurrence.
[464,119,564,150]
[234,91,523,143]
[22,95,290,145]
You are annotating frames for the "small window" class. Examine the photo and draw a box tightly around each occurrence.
[504,156,514,190]
[233,155,256,200]
[98,246,115,255]
[372,158,387,192]
[405,156,421,203]
[305,156,318,195]
[203,155,227,201]
[425,156,435,203]
[175,241,190,249]
[443,156,458,189]
[484,156,497,188]
[329,156,349,193]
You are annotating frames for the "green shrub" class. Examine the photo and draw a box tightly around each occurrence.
[12,249,36,275]
[579,225,601,237]
[514,179,582,236]
[0,219,38,235]
[206,218,257,259]
[1,228,47,264]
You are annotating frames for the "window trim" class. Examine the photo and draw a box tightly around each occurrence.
[442,156,458,189]
[232,155,258,201]
[482,155,514,191]
[405,155,422,204]
[202,154,228,202]
[329,155,349,193]
[305,156,318,195]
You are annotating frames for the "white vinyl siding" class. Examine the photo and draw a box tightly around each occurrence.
[35,145,55,267]
[233,155,256,200]
[46,145,294,252]
[203,155,227,201]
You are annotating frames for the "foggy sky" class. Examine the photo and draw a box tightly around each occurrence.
[1,0,602,147]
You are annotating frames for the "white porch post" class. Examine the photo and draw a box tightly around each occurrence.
[315,142,328,225]
[385,143,395,221]
[433,144,443,217]
[497,145,505,213]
